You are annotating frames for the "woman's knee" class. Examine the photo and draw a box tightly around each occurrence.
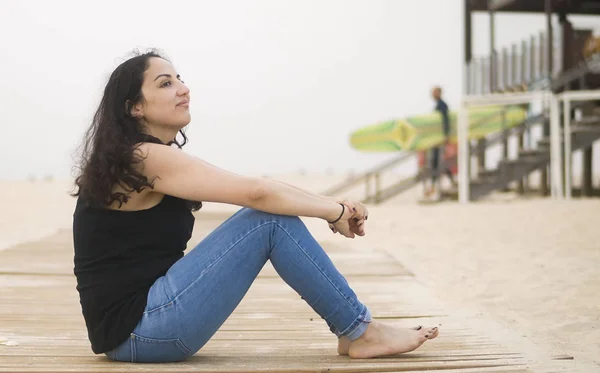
[242,208,302,227]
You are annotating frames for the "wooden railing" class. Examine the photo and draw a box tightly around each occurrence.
[323,108,530,203]
[321,153,414,203]
[465,30,562,95]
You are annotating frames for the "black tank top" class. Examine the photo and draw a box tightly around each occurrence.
[72,135,197,354]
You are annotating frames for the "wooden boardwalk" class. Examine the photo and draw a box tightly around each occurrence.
[0,213,536,373]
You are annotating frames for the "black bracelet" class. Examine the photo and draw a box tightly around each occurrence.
[327,203,345,224]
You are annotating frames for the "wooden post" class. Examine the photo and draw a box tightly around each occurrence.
[365,174,371,202]
[502,110,509,159]
[530,35,536,84]
[503,47,509,91]
[516,129,525,194]
[502,109,510,192]
[540,32,550,196]
[375,173,381,203]
[541,0,554,196]
[529,34,536,152]
[477,138,486,176]
[489,54,495,93]
[490,8,496,92]
[517,40,528,193]
[471,59,477,95]
[479,58,485,94]
[583,147,593,196]
[483,58,490,94]
[512,43,518,90]
[546,0,554,79]
[520,40,527,87]
[465,61,471,95]
[465,0,472,64]
[539,32,546,84]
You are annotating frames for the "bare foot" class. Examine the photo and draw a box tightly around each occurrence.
[346,321,439,359]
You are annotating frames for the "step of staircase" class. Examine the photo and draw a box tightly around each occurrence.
[475,169,501,183]
[478,169,500,178]
[518,149,549,158]
[537,137,551,149]
[571,123,600,133]
[575,116,600,126]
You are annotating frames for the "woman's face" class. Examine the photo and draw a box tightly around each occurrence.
[131,57,191,131]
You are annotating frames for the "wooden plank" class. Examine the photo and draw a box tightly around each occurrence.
[0,355,529,373]
[0,235,411,278]
[0,229,534,373]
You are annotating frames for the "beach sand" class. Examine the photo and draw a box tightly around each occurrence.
[1,175,598,371]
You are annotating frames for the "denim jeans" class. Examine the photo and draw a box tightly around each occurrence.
[105,208,371,363]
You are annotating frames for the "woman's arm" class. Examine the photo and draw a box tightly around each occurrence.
[136,143,349,223]
[270,179,335,203]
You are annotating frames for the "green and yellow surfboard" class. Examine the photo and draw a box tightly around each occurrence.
[349,105,527,152]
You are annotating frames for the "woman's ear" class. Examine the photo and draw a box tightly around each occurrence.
[126,100,143,118]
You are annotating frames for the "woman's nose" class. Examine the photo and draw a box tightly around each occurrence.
[178,82,190,96]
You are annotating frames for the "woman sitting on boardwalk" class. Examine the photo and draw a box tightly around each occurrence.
[71,49,439,363]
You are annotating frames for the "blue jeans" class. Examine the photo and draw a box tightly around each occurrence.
[105,208,371,363]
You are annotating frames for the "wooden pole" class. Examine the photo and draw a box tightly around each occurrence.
[503,47,509,91]
[546,0,554,79]
[530,35,536,84]
[375,173,381,203]
[512,43,518,90]
[517,40,528,194]
[465,0,472,64]
[490,8,496,92]
[583,148,593,196]
[540,31,549,196]
[540,0,554,196]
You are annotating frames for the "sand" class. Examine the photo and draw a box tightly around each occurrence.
[0,179,77,252]
[1,175,598,371]
[364,199,600,369]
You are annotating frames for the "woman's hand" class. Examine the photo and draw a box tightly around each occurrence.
[329,199,368,238]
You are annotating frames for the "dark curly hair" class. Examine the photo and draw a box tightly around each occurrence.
[72,49,201,211]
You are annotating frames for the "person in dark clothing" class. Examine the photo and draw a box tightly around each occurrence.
[426,86,456,199]
[70,49,439,363]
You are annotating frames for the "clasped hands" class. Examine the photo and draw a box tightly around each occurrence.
[328,199,368,239]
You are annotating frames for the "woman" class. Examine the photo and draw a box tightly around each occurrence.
[72,50,439,363]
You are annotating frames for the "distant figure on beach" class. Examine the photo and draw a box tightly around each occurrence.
[70,49,439,363]
[425,86,456,200]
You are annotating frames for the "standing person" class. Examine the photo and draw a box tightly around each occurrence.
[426,86,456,199]
[71,49,439,364]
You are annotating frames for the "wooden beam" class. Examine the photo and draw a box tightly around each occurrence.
[470,0,600,14]
[488,0,519,11]
[546,0,554,78]
[465,0,473,63]
[490,8,496,91]
[582,147,593,196]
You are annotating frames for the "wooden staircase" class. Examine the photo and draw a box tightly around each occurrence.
[470,110,600,200]
[322,113,549,204]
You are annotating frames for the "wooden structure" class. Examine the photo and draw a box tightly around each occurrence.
[327,0,600,204]
[0,211,574,372]
[462,0,600,199]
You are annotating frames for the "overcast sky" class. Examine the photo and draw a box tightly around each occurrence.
[1,0,598,180]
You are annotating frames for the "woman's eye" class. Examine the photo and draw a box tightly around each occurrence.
[161,81,171,88]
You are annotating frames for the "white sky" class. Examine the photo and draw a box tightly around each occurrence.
[1,0,599,180]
